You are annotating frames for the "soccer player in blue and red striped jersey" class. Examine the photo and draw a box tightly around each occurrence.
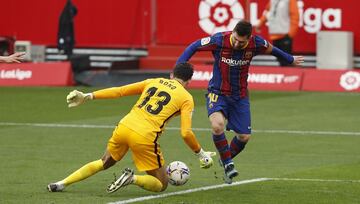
[176,20,303,184]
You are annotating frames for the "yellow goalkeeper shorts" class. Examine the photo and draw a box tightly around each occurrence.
[107,123,164,171]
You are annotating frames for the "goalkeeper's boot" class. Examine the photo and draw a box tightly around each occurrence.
[107,168,134,193]
[47,182,65,192]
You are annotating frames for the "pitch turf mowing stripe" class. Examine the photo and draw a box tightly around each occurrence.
[108,177,360,204]
[107,178,270,204]
[1,122,360,136]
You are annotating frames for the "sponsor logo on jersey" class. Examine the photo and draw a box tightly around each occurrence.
[221,57,249,66]
[245,51,253,59]
[263,40,268,48]
[201,37,211,46]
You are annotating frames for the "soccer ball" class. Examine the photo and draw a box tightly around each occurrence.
[166,161,190,186]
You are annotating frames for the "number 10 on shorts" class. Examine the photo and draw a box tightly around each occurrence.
[208,93,218,103]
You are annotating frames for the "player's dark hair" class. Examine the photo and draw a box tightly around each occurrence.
[234,20,252,38]
[173,62,194,81]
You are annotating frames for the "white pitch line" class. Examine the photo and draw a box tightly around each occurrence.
[108,177,360,204]
[269,177,360,183]
[1,122,360,136]
[251,129,360,136]
[107,178,270,204]
[0,122,114,129]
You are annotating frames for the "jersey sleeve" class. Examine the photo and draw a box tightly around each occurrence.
[93,79,153,99]
[176,34,220,64]
[254,35,270,55]
[180,96,201,152]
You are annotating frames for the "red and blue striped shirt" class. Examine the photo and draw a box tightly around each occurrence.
[177,31,269,98]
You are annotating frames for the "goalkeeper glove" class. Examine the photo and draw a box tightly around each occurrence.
[66,90,93,108]
[196,148,216,169]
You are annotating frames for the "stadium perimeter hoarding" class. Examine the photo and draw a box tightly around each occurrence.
[156,0,360,54]
[0,62,73,86]
[189,65,360,92]
[1,0,360,54]
[302,69,360,92]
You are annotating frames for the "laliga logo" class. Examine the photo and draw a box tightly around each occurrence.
[339,71,360,91]
[198,0,244,34]
[198,0,342,34]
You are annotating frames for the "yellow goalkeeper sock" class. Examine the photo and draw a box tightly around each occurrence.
[133,175,163,192]
[62,159,104,186]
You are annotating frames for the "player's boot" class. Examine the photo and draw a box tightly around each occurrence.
[224,163,238,184]
[47,182,65,192]
[219,159,238,184]
[107,168,134,193]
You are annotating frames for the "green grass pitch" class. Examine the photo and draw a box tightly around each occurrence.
[0,87,359,204]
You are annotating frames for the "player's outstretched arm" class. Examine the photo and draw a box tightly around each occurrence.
[66,90,93,108]
[292,56,304,66]
[180,100,216,169]
[0,52,26,63]
[265,44,304,66]
[181,129,216,169]
[196,148,216,169]
[66,80,148,108]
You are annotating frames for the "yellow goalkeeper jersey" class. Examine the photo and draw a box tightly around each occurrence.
[93,78,201,152]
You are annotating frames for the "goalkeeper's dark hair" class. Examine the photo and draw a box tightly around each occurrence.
[173,62,194,81]
[234,20,252,38]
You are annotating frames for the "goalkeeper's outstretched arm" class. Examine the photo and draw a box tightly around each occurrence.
[66,90,93,108]
[180,99,216,169]
[66,80,149,108]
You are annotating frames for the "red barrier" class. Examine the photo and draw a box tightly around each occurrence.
[302,69,360,92]
[0,0,151,47]
[247,67,303,91]
[1,0,359,53]
[0,62,73,86]
[157,0,360,54]
[189,65,213,89]
[189,65,360,92]
[189,65,303,91]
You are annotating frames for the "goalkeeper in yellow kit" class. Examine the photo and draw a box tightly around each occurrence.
[47,62,215,193]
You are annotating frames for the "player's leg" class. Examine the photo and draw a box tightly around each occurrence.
[130,136,166,192]
[206,93,233,167]
[227,97,251,158]
[54,150,119,188]
[136,166,167,192]
[47,158,106,192]
[48,125,129,192]
[107,126,165,193]
[230,133,250,158]
[210,110,238,184]
[107,166,166,193]
[210,111,233,165]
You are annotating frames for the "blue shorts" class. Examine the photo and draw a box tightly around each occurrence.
[206,92,251,134]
